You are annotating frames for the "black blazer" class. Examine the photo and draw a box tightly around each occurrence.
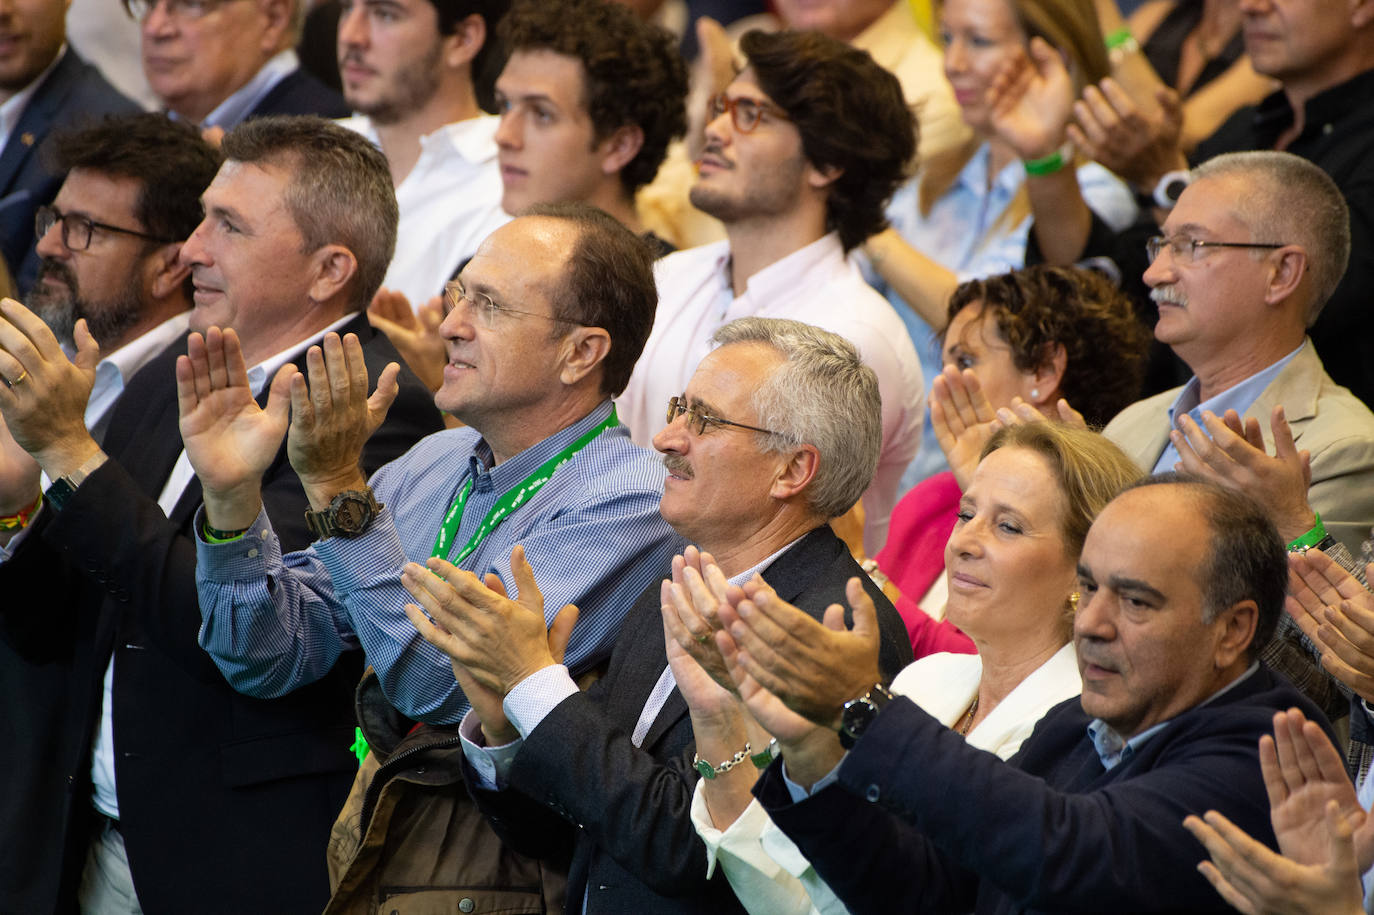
[0,314,441,914]
[248,66,350,121]
[0,50,138,294]
[470,525,914,914]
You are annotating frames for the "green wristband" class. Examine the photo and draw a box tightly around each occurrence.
[203,520,250,543]
[750,737,779,770]
[1287,512,1327,552]
[1105,26,1139,53]
[1024,147,1069,177]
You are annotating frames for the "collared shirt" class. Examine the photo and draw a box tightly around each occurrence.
[0,45,65,152]
[339,114,510,306]
[1152,342,1305,473]
[618,232,925,553]
[200,49,299,129]
[196,399,682,724]
[460,539,800,790]
[1087,661,1261,770]
[870,144,1138,490]
[90,310,356,820]
[84,312,190,442]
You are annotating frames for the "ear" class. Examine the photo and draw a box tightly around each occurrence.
[769,442,820,502]
[1351,0,1374,29]
[147,241,192,302]
[806,161,843,191]
[256,0,293,53]
[1210,599,1259,671]
[1026,342,1067,406]
[306,244,359,306]
[1261,246,1308,309]
[442,12,486,70]
[598,125,645,179]
[558,325,612,387]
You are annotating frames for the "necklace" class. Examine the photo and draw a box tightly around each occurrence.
[957,696,980,736]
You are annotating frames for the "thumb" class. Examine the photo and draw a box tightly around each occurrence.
[548,604,580,664]
[265,363,295,426]
[846,576,879,639]
[72,318,101,373]
[367,362,401,427]
[508,544,545,614]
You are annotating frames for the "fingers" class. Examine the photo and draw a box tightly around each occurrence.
[0,297,62,365]
[71,319,101,373]
[547,604,579,664]
[264,363,296,427]
[507,544,546,614]
[403,599,459,655]
[845,576,879,640]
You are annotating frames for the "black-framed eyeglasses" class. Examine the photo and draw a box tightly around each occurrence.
[444,277,579,329]
[707,93,790,134]
[36,205,175,252]
[666,395,781,437]
[1145,234,1286,265]
[122,0,243,21]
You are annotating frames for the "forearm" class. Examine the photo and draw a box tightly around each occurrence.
[863,228,958,331]
[1028,166,1094,265]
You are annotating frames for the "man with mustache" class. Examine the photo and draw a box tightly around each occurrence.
[614,29,924,554]
[336,0,511,306]
[406,317,913,913]
[1101,151,1374,557]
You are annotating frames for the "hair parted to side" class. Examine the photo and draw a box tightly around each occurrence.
[47,112,222,245]
[519,202,657,396]
[710,317,881,520]
[1191,151,1351,325]
[500,0,688,196]
[220,116,398,312]
[945,265,1150,426]
[981,423,1140,562]
[1126,473,1285,658]
[739,29,915,252]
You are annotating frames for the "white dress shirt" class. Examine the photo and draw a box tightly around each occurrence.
[618,233,924,553]
[339,114,510,307]
[83,312,190,441]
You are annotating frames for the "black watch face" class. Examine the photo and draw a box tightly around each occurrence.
[842,698,875,739]
[334,496,372,533]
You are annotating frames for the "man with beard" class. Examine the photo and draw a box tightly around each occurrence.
[24,113,221,441]
[616,29,924,553]
[337,0,511,305]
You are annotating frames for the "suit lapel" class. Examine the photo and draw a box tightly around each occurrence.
[0,52,81,195]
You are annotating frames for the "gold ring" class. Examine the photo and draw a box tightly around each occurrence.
[9,369,26,386]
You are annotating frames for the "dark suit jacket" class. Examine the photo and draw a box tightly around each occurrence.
[0,314,441,914]
[757,665,1332,915]
[246,66,350,121]
[469,526,914,914]
[0,49,138,294]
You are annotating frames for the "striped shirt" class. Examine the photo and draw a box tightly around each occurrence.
[195,400,683,724]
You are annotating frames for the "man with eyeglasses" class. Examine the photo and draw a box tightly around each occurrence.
[126,0,348,128]
[615,28,924,555]
[0,0,138,296]
[1103,150,1374,558]
[0,115,441,913]
[402,316,911,913]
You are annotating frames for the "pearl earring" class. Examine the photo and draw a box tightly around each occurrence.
[1030,388,1040,400]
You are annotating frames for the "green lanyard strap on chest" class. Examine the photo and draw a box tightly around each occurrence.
[430,406,620,562]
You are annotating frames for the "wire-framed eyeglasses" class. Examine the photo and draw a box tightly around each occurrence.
[1145,234,1286,265]
[444,277,580,329]
[666,395,782,437]
[35,205,175,252]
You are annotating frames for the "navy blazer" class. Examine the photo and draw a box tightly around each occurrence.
[469,525,915,914]
[0,50,138,295]
[247,66,349,121]
[0,315,441,914]
[758,664,1333,915]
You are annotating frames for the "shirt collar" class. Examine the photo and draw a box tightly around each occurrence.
[733,232,848,305]
[1167,341,1305,430]
[342,113,499,166]
[1247,68,1374,147]
[1088,661,1261,770]
[466,399,617,495]
[244,310,357,396]
[201,49,299,129]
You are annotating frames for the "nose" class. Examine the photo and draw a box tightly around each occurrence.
[437,295,476,342]
[179,218,212,269]
[945,513,986,560]
[142,0,176,37]
[494,109,521,150]
[1072,587,1115,643]
[943,37,969,75]
[703,104,733,149]
[34,216,67,259]
[1142,241,1177,290]
[336,1,368,50]
[652,409,691,457]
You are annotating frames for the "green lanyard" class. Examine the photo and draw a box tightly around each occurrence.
[430,406,620,562]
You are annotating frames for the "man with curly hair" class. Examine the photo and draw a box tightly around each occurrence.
[617,29,925,553]
[337,0,512,305]
[495,0,688,256]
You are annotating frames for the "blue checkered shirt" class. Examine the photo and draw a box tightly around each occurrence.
[195,400,683,724]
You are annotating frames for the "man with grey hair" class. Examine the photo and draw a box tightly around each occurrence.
[405,316,914,912]
[1103,150,1374,556]
[125,0,347,127]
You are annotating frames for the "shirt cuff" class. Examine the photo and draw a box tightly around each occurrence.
[458,709,522,790]
[193,505,279,580]
[781,759,842,802]
[503,664,579,740]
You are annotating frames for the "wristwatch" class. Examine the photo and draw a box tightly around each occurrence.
[839,683,894,749]
[43,452,108,512]
[1151,169,1192,210]
[304,488,383,540]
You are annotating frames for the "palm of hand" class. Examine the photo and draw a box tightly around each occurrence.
[989,48,1073,159]
[181,386,285,491]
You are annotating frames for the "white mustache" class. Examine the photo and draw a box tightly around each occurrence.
[1150,284,1187,307]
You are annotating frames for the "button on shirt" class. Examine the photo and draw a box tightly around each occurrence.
[1152,342,1305,473]
[196,399,682,724]
[339,114,510,306]
[617,232,924,553]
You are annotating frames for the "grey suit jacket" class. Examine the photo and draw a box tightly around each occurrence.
[1104,340,1374,553]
